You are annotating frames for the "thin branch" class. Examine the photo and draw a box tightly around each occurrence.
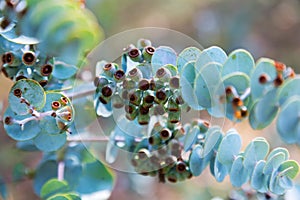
[67,136,109,142]
[240,87,251,100]
[64,82,96,99]
[57,161,65,181]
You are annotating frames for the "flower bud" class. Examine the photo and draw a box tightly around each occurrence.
[103,63,118,78]
[155,88,170,104]
[129,89,142,106]
[156,67,171,83]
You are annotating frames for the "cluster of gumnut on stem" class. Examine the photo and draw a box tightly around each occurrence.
[94,40,211,182]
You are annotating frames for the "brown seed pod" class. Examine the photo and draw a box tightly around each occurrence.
[176,161,187,173]
[60,97,68,105]
[101,85,113,97]
[40,64,53,76]
[259,74,269,84]
[51,101,61,110]
[13,88,22,98]
[4,116,13,125]
[22,51,36,66]
[138,79,150,91]
[114,69,125,81]
[274,74,284,87]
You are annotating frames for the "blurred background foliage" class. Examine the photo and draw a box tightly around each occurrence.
[1,0,300,199]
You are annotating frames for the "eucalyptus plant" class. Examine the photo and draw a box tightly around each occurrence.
[0,0,300,200]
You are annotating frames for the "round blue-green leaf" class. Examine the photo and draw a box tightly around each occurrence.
[277,76,300,106]
[33,131,67,152]
[230,155,249,187]
[3,107,41,141]
[177,47,201,72]
[75,160,115,194]
[41,179,70,199]
[195,46,227,73]
[251,160,268,193]
[34,160,58,195]
[16,140,39,151]
[189,145,209,176]
[180,61,202,110]
[278,160,300,179]
[276,96,300,144]
[151,46,177,74]
[184,126,200,152]
[243,137,269,171]
[267,148,289,162]
[217,129,242,170]
[252,89,279,129]
[250,58,277,100]
[269,170,286,195]
[222,49,254,77]
[52,60,78,80]
[203,128,223,158]
[264,152,286,175]
[194,62,222,108]
[9,79,46,115]
[278,176,293,190]
[214,152,228,182]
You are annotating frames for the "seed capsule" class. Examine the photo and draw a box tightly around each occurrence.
[128,48,143,62]
[175,161,187,173]
[156,67,171,83]
[274,74,284,87]
[98,95,111,104]
[4,116,13,125]
[142,46,155,62]
[137,148,151,161]
[169,76,180,90]
[167,98,180,112]
[94,76,109,88]
[51,101,61,110]
[159,128,172,141]
[259,74,270,84]
[142,90,155,108]
[40,64,53,76]
[129,89,142,106]
[101,85,114,97]
[113,69,125,82]
[4,52,20,66]
[155,88,170,104]
[13,88,22,98]
[138,79,150,91]
[128,68,143,82]
[138,111,150,125]
[22,51,36,66]
[168,111,181,124]
[103,63,118,78]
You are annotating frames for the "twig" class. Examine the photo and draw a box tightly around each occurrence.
[57,161,65,181]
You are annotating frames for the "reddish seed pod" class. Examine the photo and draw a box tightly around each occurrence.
[104,63,113,71]
[138,79,150,90]
[274,61,286,72]
[232,97,243,107]
[13,88,22,98]
[176,161,187,173]
[114,69,125,81]
[274,74,284,87]
[60,97,68,105]
[169,76,180,89]
[4,116,13,125]
[22,51,36,65]
[259,74,269,84]
[51,101,61,110]
[5,52,14,65]
[40,64,53,76]
[101,85,113,97]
